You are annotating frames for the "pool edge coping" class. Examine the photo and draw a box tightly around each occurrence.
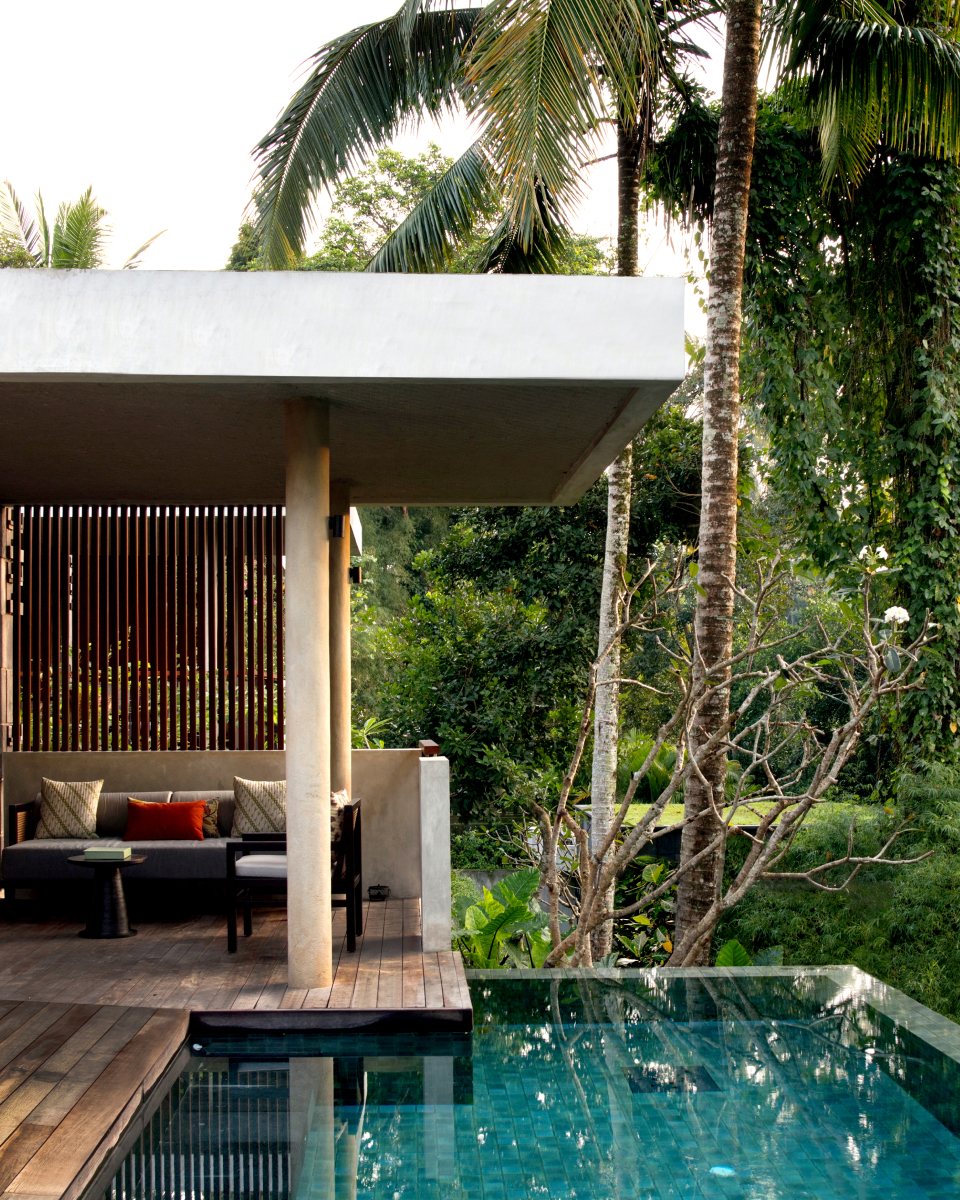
[464,965,960,1066]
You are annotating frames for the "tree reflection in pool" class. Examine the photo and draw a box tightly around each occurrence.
[101,972,960,1198]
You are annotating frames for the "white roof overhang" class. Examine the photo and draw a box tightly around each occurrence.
[0,271,685,506]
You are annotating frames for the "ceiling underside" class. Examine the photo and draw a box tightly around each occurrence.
[0,377,678,507]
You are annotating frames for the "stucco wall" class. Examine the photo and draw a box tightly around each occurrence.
[1,748,437,902]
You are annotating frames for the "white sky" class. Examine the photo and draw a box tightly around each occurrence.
[3,0,724,336]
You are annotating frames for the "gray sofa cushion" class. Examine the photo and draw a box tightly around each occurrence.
[171,791,235,836]
[3,836,231,881]
[98,791,172,837]
[25,791,173,839]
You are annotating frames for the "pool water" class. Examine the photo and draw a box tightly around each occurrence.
[103,972,960,1199]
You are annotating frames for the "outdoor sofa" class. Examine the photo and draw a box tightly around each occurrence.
[2,791,363,943]
[3,790,241,893]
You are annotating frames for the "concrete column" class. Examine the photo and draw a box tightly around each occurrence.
[285,398,332,989]
[329,482,352,798]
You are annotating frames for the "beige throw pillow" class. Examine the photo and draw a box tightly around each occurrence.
[36,778,103,840]
[233,777,286,835]
[331,788,347,866]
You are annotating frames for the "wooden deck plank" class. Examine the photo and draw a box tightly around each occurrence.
[326,908,365,1010]
[24,1010,153,1135]
[0,1005,101,1110]
[402,899,425,1008]
[453,951,471,1009]
[376,899,404,1009]
[279,987,308,1009]
[231,916,289,1010]
[437,952,464,1009]
[3,1007,188,1200]
[350,900,387,1009]
[0,1122,54,1195]
[423,953,444,1009]
[0,1007,127,1148]
[200,910,277,1011]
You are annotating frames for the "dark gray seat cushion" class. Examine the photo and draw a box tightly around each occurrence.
[3,836,232,881]
[4,788,238,884]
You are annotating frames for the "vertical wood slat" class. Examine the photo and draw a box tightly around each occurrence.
[245,510,255,750]
[13,505,286,754]
[275,507,284,748]
[11,510,21,752]
[265,510,274,750]
[216,511,226,750]
[256,510,265,750]
[130,508,140,752]
[198,510,207,752]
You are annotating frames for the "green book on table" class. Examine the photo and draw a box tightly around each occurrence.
[83,847,132,862]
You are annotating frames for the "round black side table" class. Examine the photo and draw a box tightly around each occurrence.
[68,856,146,939]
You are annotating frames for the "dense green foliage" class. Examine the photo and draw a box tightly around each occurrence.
[718,764,960,1018]
[355,398,703,819]
[647,93,960,762]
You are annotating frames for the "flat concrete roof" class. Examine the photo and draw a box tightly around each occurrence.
[0,271,684,506]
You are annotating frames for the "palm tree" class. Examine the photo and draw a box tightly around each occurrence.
[252,0,960,965]
[0,182,163,269]
[251,0,710,961]
[666,0,960,964]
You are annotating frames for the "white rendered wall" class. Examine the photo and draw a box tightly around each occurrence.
[0,272,684,386]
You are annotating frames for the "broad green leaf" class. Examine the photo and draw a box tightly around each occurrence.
[715,938,752,967]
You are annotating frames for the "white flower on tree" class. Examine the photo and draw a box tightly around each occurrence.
[884,606,910,626]
[876,546,889,560]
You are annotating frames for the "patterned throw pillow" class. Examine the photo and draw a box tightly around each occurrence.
[233,778,286,835]
[36,778,103,840]
[331,789,347,866]
[201,799,219,838]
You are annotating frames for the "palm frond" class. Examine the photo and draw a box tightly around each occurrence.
[36,193,52,268]
[769,3,960,188]
[465,0,666,249]
[51,186,111,269]
[366,139,498,271]
[474,179,569,271]
[253,4,482,268]
[0,181,40,260]
[122,229,166,269]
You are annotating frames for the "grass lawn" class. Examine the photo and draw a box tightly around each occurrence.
[623,801,779,826]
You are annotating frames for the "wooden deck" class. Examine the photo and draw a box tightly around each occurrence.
[0,899,470,1027]
[0,999,187,1200]
[0,898,471,1199]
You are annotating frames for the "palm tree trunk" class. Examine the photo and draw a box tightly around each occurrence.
[671,0,762,965]
[589,112,645,960]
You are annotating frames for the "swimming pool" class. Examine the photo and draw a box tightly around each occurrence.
[100,966,960,1199]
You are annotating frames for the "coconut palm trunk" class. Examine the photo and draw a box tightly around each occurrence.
[589,110,645,960]
[670,0,762,965]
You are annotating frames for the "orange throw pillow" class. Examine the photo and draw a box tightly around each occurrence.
[124,800,205,842]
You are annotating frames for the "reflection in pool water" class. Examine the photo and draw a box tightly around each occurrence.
[103,973,960,1198]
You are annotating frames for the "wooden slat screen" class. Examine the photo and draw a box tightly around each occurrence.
[11,506,285,751]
